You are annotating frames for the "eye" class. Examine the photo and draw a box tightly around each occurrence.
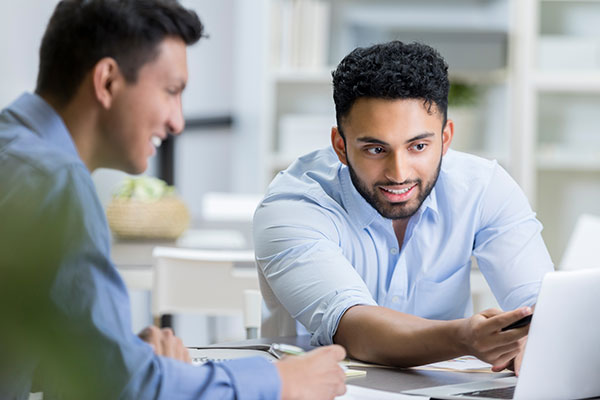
[411,143,427,152]
[366,146,385,155]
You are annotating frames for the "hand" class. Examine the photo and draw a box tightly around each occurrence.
[491,336,528,374]
[275,345,347,400]
[138,326,192,364]
[458,307,532,371]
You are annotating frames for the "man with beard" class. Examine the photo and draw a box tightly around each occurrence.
[0,1,346,399]
[253,41,554,374]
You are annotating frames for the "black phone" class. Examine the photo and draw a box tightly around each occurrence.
[501,314,533,331]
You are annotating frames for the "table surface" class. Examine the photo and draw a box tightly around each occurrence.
[219,335,514,394]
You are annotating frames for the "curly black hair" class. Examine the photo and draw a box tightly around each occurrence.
[332,41,449,136]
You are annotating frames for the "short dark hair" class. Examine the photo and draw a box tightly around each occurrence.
[36,0,205,105]
[332,41,449,136]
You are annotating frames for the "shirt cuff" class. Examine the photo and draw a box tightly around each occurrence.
[312,290,377,346]
[220,356,281,400]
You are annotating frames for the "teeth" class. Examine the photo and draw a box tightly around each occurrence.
[151,136,162,148]
[383,187,411,195]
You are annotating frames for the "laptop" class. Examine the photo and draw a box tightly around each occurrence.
[404,268,600,400]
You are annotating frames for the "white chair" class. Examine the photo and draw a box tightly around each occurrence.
[560,213,600,271]
[201,192,264,222]
[152,246,262,339]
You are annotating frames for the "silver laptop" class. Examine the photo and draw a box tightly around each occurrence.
[404,268,600,400]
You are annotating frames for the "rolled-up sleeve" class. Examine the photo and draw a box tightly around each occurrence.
[254,195,377,346]
[473,164,554,310]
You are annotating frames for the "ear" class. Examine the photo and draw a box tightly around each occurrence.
[441,118,454,156]
[92,57,123,109]
[331,126,348,165]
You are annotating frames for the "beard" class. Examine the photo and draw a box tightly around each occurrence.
[346,153,442,220]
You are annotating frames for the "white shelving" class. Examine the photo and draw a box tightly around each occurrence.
[252,0,516,186]
[535,72,600,92]
[513,0,600,265]
[233,0,600,266]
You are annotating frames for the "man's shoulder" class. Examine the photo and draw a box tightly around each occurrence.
[440,149,502,188]
[266,147,344,201]
[1,122,85,182]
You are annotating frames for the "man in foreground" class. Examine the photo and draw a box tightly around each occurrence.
[254,41,553,373]
[0,1,345,399]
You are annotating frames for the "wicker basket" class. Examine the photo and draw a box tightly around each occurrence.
[106,196,190,240]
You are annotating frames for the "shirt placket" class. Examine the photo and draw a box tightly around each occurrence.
[383,213,423,312]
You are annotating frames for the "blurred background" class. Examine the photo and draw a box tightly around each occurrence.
[2,0,599,345]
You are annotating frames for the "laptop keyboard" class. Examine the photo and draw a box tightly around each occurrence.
[453,385,515,399]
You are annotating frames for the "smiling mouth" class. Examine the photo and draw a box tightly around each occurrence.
[380,186,413,195]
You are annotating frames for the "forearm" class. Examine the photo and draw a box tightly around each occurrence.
[333,305,466,367]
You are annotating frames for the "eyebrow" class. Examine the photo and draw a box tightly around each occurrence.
[356,132,436,145]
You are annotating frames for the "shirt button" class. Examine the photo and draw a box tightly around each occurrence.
[392,296,400,304]
[390,247,398,255]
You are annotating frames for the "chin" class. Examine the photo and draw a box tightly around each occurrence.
[121,160,148,175]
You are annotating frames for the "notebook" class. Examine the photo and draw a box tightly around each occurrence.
[403,268,600,399]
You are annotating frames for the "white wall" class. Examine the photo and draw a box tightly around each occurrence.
[1,0,246,345]
[0,0,239,222]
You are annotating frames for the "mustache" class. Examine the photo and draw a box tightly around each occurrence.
[375,179,421,187]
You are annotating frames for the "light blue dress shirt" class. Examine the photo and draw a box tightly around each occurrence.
[0,93,280,399]
[254,147,554,346]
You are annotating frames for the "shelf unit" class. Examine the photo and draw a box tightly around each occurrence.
[249,0,516,187]
[513,0,600,265]
[233,0,599,268]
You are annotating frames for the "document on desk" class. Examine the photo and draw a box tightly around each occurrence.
[413,356,493,373]
[336,384,428,399]
[343,356,493,373]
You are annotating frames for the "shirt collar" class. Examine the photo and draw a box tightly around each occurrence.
[339,164,440,229]
[7,92,80,160]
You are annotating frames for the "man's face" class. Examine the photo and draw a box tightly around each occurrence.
[332,98,453,220]
[100,37,188,174]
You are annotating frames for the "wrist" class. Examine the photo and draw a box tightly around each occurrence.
[448,318,469,355]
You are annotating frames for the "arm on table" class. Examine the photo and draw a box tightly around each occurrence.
[334,304,532,370]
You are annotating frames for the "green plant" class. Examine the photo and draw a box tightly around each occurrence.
[448,81,479,107]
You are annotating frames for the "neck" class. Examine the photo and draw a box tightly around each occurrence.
[392,218,410,250]
[40,92,102,172]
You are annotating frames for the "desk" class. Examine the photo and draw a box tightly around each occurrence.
[218,335,513,394]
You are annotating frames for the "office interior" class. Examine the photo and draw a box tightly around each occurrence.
[2,0,599,346]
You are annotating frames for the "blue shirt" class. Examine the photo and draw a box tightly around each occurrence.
[253,147,554,346]
[0,93,280,399]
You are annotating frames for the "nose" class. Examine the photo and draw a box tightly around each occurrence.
[167,96,185,135]
[385,152,411,184]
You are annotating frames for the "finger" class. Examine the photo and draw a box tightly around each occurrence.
[491,358,513,373]
[161,328,175,358]
[486,307,532,333]
[484,341,520,361]
[138,325,158,342]
[335,379,347,396]
[322,344,347,361]
[478,308,503,318]
[176,337,188,363]
[491,348,520,371]
[183,346,192,364]
[496,325,530,345]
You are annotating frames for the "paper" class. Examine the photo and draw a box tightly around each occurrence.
[342,356,493,373]
[413,356,493,373]
[336,384,425,399]
[189,346,277,365]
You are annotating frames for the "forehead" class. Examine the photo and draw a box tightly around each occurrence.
[137,36,188,82]
[343,97,444,141]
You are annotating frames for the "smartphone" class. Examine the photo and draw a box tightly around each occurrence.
[501,314,533,331]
